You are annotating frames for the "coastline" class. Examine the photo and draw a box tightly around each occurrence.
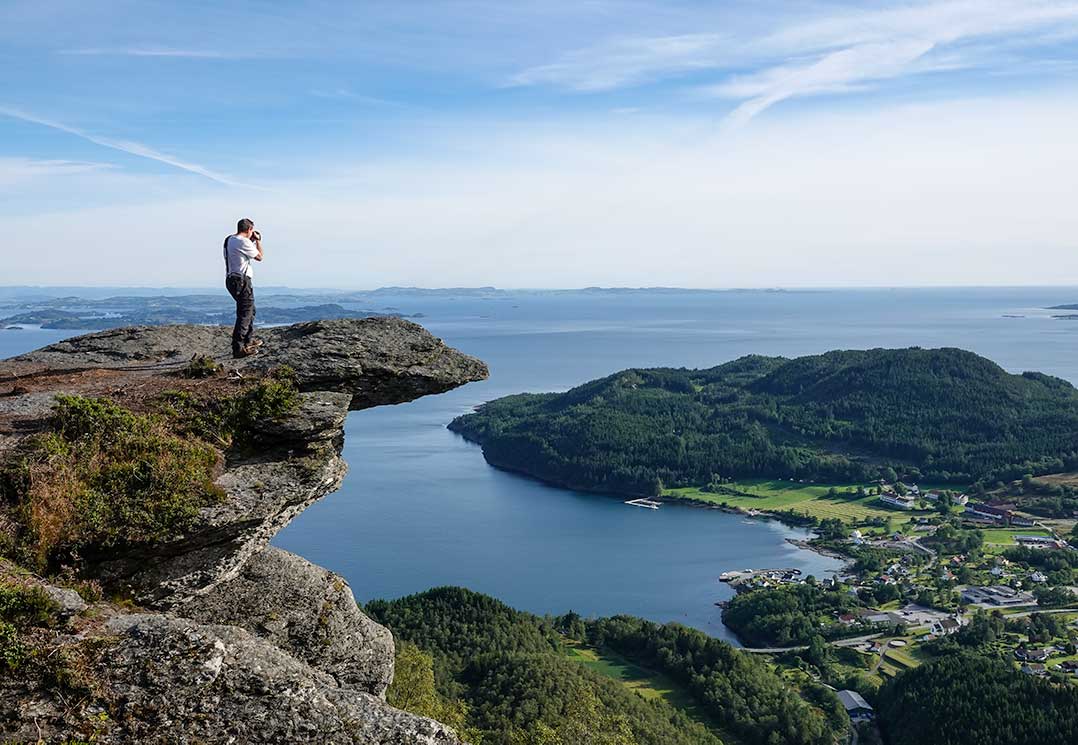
[454,430,836,529]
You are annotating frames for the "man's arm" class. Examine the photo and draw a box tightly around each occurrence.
[253,236,263,261]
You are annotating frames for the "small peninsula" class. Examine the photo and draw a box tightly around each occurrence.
[449,347,1078,497]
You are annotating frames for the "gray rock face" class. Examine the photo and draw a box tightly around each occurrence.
[11,317,487,410]
[0,319,486,744]
[2,613,459,745]
[181,546,395,697]
[97,391,354,607]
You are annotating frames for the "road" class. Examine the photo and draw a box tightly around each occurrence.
[741,633,884,654]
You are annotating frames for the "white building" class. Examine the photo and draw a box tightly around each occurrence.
[880,493,915,511]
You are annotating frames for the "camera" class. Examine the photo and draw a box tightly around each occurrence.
[252,230,261,241]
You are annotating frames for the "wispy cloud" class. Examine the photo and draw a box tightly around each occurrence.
[0,157,112,187]
[57,47,249,59]
[510,0,1078,125]
[308,88,405,107]
[0,106,249,187]
[713,39,940,130]
[509,33,728,91]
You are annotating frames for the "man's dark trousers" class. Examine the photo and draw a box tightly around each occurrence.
[226,273,256,355]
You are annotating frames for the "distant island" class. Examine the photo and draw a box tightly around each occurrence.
[449,348,1078,497]
[0,294,423,329]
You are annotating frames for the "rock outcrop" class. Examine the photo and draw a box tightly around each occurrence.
[0,318,487,744]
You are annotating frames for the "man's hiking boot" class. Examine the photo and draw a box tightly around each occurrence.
[233,345,260,359]
[248,338,264,349]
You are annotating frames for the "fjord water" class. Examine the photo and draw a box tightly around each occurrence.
[4,288,1077,641]
[272,287,1078,642]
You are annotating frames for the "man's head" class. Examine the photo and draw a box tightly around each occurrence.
[236,218,255,236]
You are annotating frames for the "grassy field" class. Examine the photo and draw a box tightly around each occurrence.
[564,643,737,742]
[980,527,1054,545]
[883,645,921,669]
[566,644,694,705]
[666,479,935,524]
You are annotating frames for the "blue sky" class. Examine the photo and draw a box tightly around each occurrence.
[3,0,1078,287]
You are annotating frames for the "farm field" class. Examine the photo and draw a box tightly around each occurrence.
[980,527,1054,545]
[666,479,935,524]
[563,643,736,742]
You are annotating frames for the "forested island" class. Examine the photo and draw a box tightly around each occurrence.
[449,348,1078,496]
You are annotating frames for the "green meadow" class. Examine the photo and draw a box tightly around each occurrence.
[666,478,936,524]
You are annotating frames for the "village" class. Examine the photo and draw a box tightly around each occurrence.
[718,477,1078,730]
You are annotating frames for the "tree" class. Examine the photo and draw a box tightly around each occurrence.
[1033,585,1078,608]
[805,634,831,668]
[387,642,476,739]
[877,654,1078,745]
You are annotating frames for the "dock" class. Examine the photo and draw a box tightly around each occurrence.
[625,498,661,510]
[719,568,802,588]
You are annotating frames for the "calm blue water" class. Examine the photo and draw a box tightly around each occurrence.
[4,288,1077,642]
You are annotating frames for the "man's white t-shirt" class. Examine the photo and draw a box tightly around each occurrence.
[225,235,259,278]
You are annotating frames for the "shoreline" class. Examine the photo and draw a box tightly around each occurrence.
[452,435,827,527]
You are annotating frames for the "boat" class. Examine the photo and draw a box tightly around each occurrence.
[624,498,661,509]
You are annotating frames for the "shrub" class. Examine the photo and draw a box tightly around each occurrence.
[0,395,224,571]
[0,582,57,626]
[160,366,300,450]
[181,354,222,379]
[0,620,25,670]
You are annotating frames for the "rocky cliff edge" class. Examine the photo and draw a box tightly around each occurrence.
[0,318,487,744]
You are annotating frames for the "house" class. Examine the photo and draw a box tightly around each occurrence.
[1058,660,1078,674]
[1021,663,1047,676]
[1030,572,1048,584]
[880,493,915,511]
[1011,516,1036,527]
[923,491,967,506]
[1016,535,1062,549]
[1014,647,1052,662]
[965,503,1010,522]
[837,690,874,722]
[865,612,909,628]
[933,617,961,635]
[837,613,858,625]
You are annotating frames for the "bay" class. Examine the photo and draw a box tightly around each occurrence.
[277,287,1078,641]
[4,287,1077,642]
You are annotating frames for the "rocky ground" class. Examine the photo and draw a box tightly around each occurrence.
[0,318,487,744]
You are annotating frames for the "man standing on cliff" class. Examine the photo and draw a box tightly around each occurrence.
[224,218,264,358]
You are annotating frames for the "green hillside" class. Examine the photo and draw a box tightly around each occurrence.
[876,654,1078,745]
[449,348,1078,496]
[366,587,845,745]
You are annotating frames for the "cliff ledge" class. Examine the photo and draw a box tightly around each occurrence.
[0,318,487,744]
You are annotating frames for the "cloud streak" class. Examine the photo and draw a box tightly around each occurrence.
[57,47,250,59]
[0,157,112,187]
[508,33,728,91]
[510,0,1078,125]
[0,106,249,187]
